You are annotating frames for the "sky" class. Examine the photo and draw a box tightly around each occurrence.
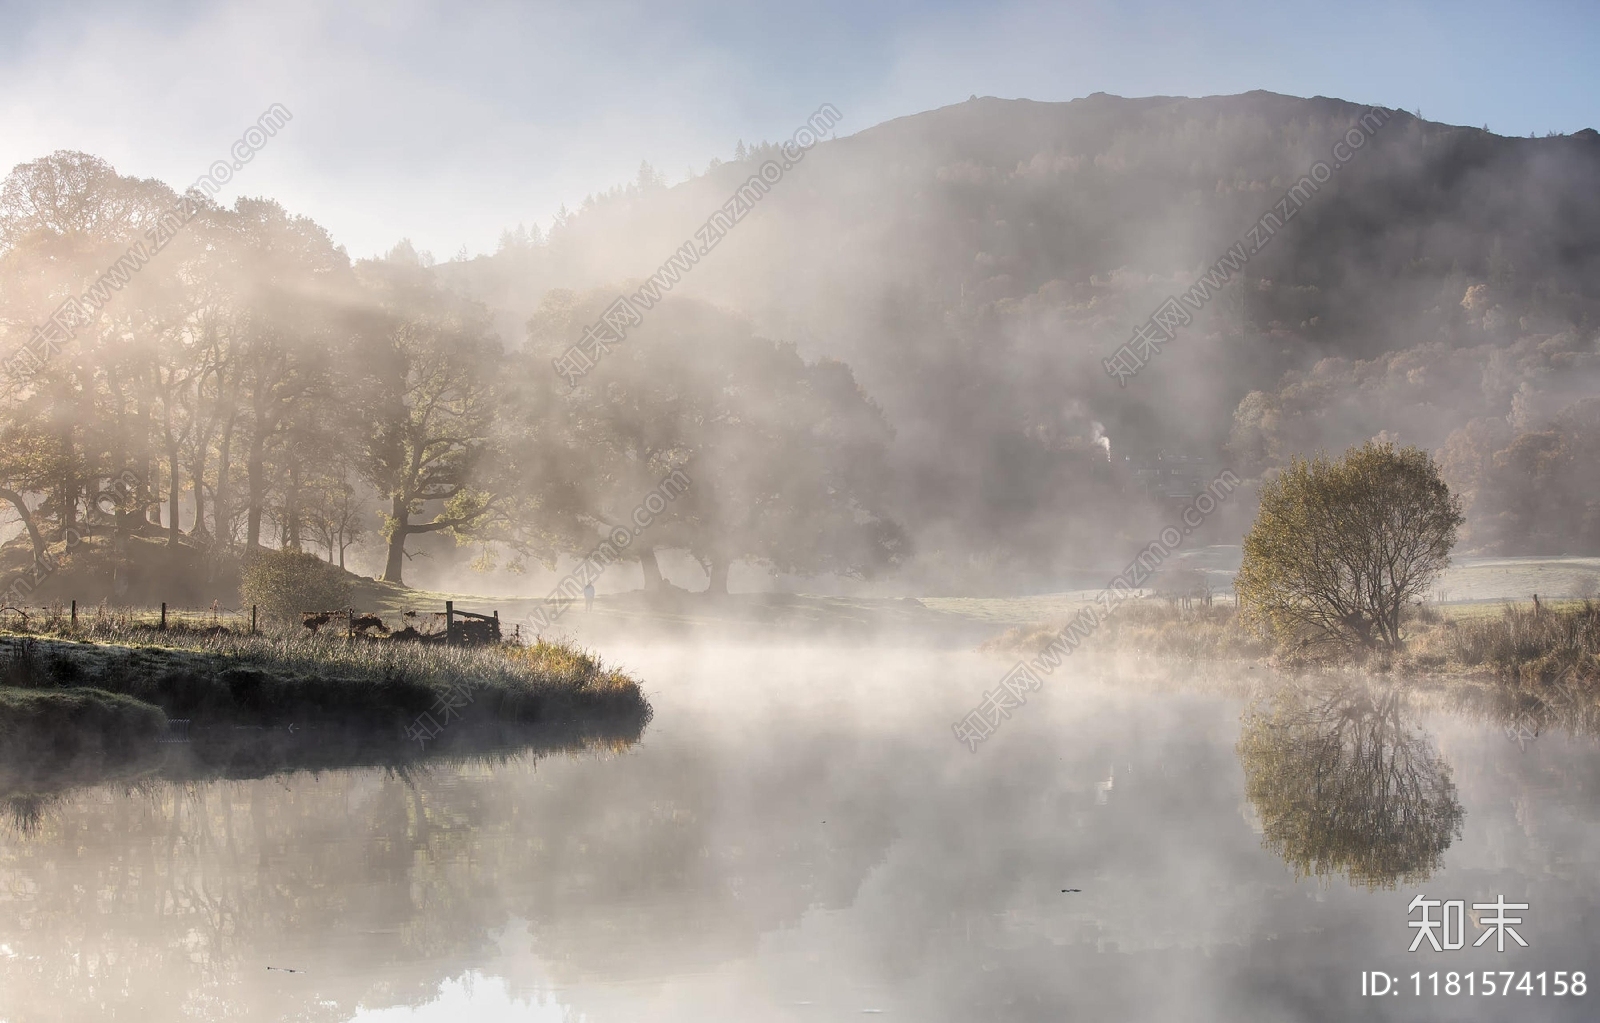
[1,0,1596,260]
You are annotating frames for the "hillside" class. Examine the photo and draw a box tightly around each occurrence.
[438,91,1600,580]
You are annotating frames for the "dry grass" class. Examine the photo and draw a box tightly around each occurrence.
[986,596,1600,696]
[1403,600,1600,686]
[983,599,1273,662]
[0,612,647,731]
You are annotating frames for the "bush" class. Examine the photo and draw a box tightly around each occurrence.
[239,549,353,623]
[1237,441,1463,651]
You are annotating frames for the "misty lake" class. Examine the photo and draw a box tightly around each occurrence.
[2,643,1598,1022]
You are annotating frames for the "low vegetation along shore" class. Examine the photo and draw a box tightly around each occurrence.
[987,443,1600,736]
[0,609,649,780]
[992,598,1600,688]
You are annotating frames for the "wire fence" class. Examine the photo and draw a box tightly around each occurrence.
[0,600,254,634]
[0,599,517,645]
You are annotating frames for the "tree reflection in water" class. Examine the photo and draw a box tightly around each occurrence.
[0,722,649,1023]
[1237,679,1465,889]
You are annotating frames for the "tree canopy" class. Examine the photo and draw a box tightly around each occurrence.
[521,290,906,592]
[0,153,907,598]
[1236,441,1463,650]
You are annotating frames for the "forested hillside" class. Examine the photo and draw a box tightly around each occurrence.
[5,91,1600,600]
[443,90,1600,564]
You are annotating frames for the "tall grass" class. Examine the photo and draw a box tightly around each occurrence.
[987,598,1600,689]
[985,600,1273,662]
[1419,601,1600,686]
[1101,602,1275,661]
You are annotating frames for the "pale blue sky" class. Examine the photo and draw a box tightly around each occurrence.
[1,0,1594,258]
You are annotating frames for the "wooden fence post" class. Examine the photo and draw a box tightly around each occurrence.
[160,602,167,631]
[251,604,257,635]
[70,600,76,629]
[445,600,454,646]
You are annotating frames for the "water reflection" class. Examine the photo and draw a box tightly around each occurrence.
[1237,679,1465,889]
[3,647,1599,1022]
[1446,678,1600,743]
[1,713,647,835]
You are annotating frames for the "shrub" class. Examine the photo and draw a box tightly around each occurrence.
[1237,441,1463,651]
[239,549,353,623]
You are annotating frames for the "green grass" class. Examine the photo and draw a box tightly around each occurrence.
[1430,555,1600,604]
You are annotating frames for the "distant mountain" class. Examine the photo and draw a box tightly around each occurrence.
[440,91,1600,581]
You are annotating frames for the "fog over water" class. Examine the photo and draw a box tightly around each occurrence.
[4,4,1600,1020]
[2,643,1596,1021]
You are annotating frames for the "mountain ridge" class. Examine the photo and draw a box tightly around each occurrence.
[436,89,1600,579]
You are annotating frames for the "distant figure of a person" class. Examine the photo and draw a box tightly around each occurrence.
[584,582,595,612]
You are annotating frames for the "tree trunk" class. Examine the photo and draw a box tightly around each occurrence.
[639,546,664,591]
[56,424,77,539]
[146,458,162,527]
[284,463,301,551]
[245,435,265,549]
[0,489,44,558]
[166,438,182,546]
[189,447,209,539]
[706,557,728,596]
[215,416,235,545]
[383,495,409,584]
[112,468,138,534]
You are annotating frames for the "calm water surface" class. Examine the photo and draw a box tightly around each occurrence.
[2,644,1597,1021]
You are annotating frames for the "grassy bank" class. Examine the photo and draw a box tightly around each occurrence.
[0,619,648,740]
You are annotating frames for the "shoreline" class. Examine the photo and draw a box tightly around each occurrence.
[981,600,1600,734]
[0,626,651,799]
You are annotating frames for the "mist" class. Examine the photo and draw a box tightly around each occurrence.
[5,3,1600,1021]
[11,90,1600,599]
